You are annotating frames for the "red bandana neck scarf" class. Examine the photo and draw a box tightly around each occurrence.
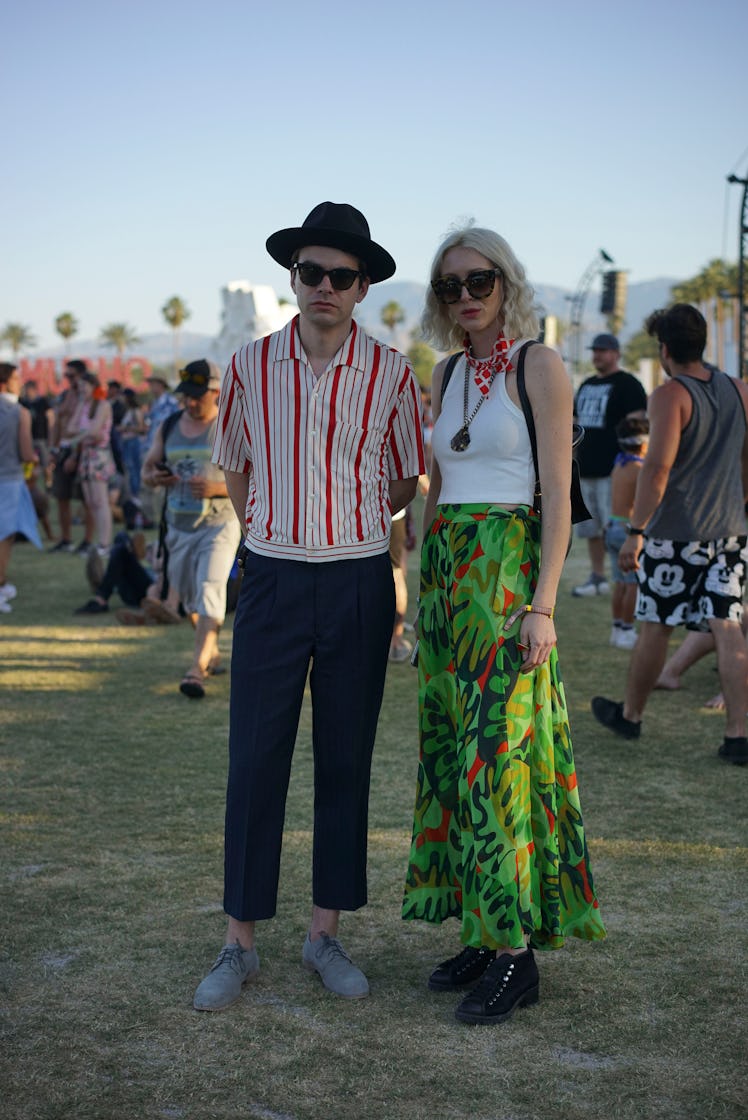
[464,331,516,395]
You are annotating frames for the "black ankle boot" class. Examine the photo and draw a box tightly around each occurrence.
[428,946,495,992]
[454,948,539,1024]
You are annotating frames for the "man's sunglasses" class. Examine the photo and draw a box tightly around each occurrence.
[431,268,502,305]
[179,368,211,386]
[292,261,364,291]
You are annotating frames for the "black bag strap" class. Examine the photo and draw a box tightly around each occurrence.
[157,408,184,565]
[439,352,462,405]
[515,341,542,513]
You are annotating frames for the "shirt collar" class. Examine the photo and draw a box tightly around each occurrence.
[274,316,367,374]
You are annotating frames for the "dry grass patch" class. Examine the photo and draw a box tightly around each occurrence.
[1,535,746,1119]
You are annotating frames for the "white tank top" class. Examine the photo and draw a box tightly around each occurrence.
[432,339,535,506]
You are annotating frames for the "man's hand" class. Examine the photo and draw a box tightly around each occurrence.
[618,534,643,572]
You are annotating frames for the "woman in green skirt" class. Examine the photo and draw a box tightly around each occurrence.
[402,224,605,1024]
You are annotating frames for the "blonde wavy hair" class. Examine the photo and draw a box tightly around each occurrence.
[421,223,539,351]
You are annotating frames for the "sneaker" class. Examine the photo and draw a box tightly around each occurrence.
[591,696,641,739]
[0,583,17,602]
[718,737,748,766]
[572,575,609,597]
[302,933,369,999]
[0,599,11,614]
[428,946,495,992]
[455,949,539,1025]
[612,627,638,650]
[75,540,92,556]
[193,940,260,1012]
[73,599,109,615]
[48,540,74,553]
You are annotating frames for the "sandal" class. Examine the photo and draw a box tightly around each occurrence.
[180,674,206,700]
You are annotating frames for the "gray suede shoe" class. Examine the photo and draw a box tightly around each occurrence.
[302,933,369,999]
[193,940,259,1011]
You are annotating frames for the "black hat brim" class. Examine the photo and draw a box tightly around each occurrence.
[266,227,396,284]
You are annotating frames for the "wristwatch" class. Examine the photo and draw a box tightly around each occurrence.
[625,524,646,536]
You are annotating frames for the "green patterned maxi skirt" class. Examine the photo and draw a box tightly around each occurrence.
[402,504,605,951]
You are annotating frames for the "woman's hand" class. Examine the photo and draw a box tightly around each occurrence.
[517,612,557,671]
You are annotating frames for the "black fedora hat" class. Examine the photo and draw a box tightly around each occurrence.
[266,201,396,284]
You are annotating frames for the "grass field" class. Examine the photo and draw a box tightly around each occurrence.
[1,525,747,1120]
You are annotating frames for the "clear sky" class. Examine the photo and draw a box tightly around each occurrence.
[3,0,747,351]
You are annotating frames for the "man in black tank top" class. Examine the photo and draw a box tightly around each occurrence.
[592,304,748,766]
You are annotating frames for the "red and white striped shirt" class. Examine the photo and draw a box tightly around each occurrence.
[213,316,425,562]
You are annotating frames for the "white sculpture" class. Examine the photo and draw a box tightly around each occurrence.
[211,281,296,368]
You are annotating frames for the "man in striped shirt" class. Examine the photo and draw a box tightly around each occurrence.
[194,202,425,1011]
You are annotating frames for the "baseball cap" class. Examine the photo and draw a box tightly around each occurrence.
[146,373,171,388]
[588,333,620,351]
[176,359,222,398]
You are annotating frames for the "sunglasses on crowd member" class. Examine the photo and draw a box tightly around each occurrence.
[292,261,364,291]
[179,367,211,386]
[432,268,502,305]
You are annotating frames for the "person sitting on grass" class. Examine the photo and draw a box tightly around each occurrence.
[73,530,181,624]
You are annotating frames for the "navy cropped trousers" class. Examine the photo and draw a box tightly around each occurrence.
[223,549,395,921]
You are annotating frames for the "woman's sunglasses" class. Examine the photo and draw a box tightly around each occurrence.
[432,268,501,305]
[292,261,363,291]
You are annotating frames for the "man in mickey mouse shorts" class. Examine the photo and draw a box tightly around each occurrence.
[592,304,748,766]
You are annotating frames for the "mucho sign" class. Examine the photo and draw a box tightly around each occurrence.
[18,356,154,393]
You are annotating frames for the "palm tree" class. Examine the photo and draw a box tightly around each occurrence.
[381,300,405,337]
[99,322,140,358]
[161,296,191,376]
[672,260,737,369]
[1,322,37,359]
[406,340,436,388]
[54,312,79,356]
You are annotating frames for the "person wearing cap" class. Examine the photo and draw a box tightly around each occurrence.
[593,304,748,766]
[142,359,240,697]
[572,333,647,597]
[48,359,95,553]
[143,373,179,452]
[194,202,425,1012]
[139,373,180,525]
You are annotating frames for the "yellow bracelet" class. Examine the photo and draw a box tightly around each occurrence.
[503,603,555,630]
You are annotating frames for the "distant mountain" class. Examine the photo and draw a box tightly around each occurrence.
[357,277,680,352]
[29,330,215,367]
[23,277,681,366]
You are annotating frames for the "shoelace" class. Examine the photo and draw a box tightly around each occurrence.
[211,941,249,975]
[318,937,351,963]
[447,946,490,975]
[470,958,516,1005]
